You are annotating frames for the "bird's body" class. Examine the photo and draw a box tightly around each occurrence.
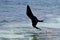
[26,5,44,30]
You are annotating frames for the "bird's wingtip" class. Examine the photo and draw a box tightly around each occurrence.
[27,5,30,8]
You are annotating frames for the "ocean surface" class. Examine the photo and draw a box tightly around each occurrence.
[0,0,60,40]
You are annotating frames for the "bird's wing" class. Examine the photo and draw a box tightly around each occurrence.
[26,5,34,19]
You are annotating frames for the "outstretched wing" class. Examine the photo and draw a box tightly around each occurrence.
[26,5,34,19]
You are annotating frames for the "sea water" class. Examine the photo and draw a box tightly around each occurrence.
[0,0,60,40]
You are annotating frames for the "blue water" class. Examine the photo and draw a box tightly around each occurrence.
[0,0,60,40]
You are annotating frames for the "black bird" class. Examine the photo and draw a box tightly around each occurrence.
[26,5,44,30]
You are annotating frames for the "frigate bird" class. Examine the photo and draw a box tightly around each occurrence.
[26,5,44,30]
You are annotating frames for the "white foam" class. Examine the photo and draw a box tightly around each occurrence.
[37,23,60,28]
[44,14,60,23]
[0,34,24,38]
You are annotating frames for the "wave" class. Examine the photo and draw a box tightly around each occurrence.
[0,20,21,23]
[0,20,21,26]
[0,20,9,23]
[1,21,60,28]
